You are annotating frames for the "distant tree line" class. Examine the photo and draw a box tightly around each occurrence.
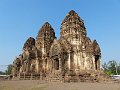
[102,60,120,75]
[5,64,12,75]
[0,64,12,75]
[0,71,6,75]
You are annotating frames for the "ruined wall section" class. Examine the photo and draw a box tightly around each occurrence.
[12,37,37,75]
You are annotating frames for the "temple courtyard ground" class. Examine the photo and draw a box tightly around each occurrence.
[0,80,120,90]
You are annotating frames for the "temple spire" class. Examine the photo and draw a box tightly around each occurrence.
[37,22,54,36]
[23,37,35,50]
[36,22,56,50]
[62,10,83,24]
[60,10,86,38]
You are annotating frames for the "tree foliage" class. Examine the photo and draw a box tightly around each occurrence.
[5,64,12,75]
[0,71,5,75]
[102,60,120,76]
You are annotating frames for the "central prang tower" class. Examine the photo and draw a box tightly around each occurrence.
[61,10,86,44]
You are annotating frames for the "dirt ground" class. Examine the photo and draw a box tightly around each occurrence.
[0,80,120,90]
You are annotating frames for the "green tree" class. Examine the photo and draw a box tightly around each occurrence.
[102,62,112,75]
[5,64,12,75]
[117,63,120,74]
[0,71,5,75]
[107,60,117,75]
[102,60,120,75]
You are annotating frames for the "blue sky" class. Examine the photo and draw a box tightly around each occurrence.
[0,0,120,71]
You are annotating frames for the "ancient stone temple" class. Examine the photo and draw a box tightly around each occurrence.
[12,10,102,82]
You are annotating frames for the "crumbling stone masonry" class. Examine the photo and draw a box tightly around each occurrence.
[12,10,103,82]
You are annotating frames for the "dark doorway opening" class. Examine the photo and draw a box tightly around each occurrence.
[54,58,59,70]
[95,55,99,70]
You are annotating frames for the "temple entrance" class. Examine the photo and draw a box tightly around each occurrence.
[95,55,99,70]
[54,58,59,70]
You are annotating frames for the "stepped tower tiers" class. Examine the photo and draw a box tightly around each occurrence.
[35,22,56,73]
[60,10,86,45]
[12,10,102,82]
[35,22,56,55]
[59,10,101,73]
